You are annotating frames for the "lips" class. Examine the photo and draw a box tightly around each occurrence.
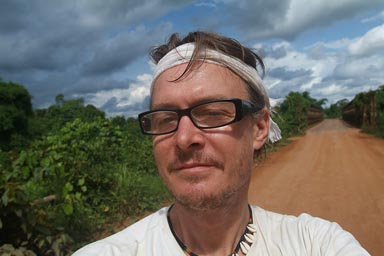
[174,162,215,171]
[167,152,224,173]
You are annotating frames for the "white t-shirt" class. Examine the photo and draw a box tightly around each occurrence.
[73,205,370,255]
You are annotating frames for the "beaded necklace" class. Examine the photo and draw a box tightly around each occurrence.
[167,205,257,256]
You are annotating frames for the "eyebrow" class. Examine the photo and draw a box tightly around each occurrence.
[151,94,231,110]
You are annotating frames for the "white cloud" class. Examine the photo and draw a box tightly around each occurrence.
[263,41,337,88]
[348,24,384,56]
[318,84,345,96]
[259,30,384,105]
[86,73,152,112]
[194,1,217,7]
[309,38,353,50]
[119,74,152,106]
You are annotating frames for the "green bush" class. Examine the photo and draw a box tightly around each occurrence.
[113,165,170,216]
[1,117,169,255]
[343,85,384,137]
[376,86,384,136]
[275,92,311,138]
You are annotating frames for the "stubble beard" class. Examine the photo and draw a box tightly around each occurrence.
[175,183,240,211]
[158,150,251,211]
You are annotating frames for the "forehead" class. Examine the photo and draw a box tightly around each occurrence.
[151,62,249,109]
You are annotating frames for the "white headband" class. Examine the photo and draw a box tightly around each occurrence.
[151,43,282,143]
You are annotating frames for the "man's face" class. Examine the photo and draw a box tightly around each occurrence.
[151,62,266,210]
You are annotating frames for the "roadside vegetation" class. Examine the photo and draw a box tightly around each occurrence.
[324,85,384,138]
[273,91,326,139]
[343,86,384,138]
[0,80,170,255]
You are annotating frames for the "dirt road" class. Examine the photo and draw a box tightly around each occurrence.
[249,119,384,255]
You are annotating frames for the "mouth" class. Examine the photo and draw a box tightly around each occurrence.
[168,153,223,175]
[172,162,218,174]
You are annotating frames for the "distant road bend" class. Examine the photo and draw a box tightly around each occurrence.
[249,119,384,255]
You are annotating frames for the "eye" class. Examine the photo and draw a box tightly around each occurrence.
[141,117,152,131]
[193,102,235,119]
[152,112,178,127]
[207,108,229,115]
[201,109,232,117]
[159,115,177,125]
[191,102,236,128]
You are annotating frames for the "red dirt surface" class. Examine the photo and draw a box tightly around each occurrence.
[249,119,384,255]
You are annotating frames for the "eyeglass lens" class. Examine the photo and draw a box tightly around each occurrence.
[141,101,237,134]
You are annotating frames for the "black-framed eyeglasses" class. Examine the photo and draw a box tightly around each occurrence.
[138,98,262,135]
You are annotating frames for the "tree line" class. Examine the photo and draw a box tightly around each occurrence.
[1,80,169,255]
[341,85,384,137]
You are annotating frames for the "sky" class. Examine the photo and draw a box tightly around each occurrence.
[1,0,384,117]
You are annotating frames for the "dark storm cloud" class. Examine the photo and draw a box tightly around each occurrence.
[69,77,133,94]
[261,45,288,59]
[0,0,186,73]
[0,1,28,34]
[199,0,384,40]
[83,24,171,75]
[0,1,101,72]
[101,97,119,111]
[0,0,190,109]
[268,67,312,81]
[196,0,288,39]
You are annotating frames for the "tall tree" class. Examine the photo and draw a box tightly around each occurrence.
[55,93,64,107]
[0,81,33,150]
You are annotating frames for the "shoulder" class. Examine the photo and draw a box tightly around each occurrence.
[252,205,338,231]
[72,207,170,256]
[250,205,370,255]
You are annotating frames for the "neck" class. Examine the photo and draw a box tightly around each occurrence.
[169,193,250,256]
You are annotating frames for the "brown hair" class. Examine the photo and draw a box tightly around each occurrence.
[150,31,267,109]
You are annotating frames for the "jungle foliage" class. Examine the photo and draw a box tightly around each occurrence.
[0,81,169,255]
[0,81,33,151]
[273,91,326,138]
[342,85,384,138]
[324,99,349,118]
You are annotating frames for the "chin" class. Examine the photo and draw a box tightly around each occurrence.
[173,185,238,211]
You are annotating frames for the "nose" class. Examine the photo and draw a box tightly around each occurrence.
[174,115,205,151]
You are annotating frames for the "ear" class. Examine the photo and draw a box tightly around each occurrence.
[253,110,270,150]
